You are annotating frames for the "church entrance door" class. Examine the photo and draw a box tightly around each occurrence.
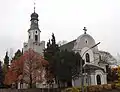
[96,75,101,85]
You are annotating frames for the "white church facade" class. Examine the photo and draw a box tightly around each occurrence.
[60,27,108,86]
[73,27,107,86]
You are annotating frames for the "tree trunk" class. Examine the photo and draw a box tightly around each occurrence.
[67,81,72,87]
[58,80,60,88]
[29,74,32,88]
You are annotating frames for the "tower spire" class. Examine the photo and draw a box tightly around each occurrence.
[30,0,39,21]
[34,0,36,13]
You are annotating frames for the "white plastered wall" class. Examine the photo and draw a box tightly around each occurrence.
[72,77,81,87]
[81,47,94,64]
[94,70,107,85]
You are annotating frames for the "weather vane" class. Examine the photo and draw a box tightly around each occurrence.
[34,0,36,12]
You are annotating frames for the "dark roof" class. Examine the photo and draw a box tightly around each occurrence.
[83,63,105,73]
[60,40,76,51]
[30,12,39,21]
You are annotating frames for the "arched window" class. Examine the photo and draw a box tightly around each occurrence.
[35,35,38,42]
[29,32,31,39]
[96,75,101,85]
[86,53,90,63]
[29,35,30,39]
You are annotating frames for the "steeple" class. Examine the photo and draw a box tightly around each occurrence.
[30,11,39,21]
[30,0,39,21]
[27,0,41,45]
[29,0,40,31]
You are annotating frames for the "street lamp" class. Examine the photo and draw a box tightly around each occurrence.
[80,42,100,92]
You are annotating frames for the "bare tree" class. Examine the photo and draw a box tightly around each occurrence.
[57,40,68,46]
[99,51,117,65]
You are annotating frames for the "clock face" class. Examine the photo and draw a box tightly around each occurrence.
[34,20,37,23]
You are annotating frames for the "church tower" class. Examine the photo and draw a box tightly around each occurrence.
[28,9,41,46]
[23,5,45,56]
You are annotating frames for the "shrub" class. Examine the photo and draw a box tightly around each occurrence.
[64,88,73,92]
[87,85,96,92]
[111,83,116,89]
[72,87,79,92]
[64,84,114,92]
[87,84,112,92]
[64,87,79,92]
[95,85,103,92]
[102,84,112,90]
[115,80,120,88]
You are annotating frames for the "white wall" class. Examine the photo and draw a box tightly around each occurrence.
[95,70,106,85]
[81,47,94,64]
[72,77,81,87]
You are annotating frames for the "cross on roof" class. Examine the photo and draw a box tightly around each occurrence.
[83,27,87,34]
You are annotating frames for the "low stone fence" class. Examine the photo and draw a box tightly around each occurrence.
[0,88,64,92]
[1,85,120,92]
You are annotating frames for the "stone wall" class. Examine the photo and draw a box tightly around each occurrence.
[0,88,63,92]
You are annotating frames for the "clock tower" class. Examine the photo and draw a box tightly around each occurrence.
[28,10,41,44]
[23,8,45,56]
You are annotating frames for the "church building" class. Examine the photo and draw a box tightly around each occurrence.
[60,27,107,86]
[22,4,109,87]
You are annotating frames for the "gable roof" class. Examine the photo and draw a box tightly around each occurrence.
[60,40,76,51]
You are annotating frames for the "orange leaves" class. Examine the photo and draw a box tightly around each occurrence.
[20,49,48,66]
[4,59,23,85]
[22,49,48,84]
[4,68,18,85]
[4,49,48,85]
[45,70,54,81]
[112,67,118,71]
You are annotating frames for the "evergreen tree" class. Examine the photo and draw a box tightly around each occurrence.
[44,33,83,87]
[44,33,60,86]
[0,61,3,88]
[54,50,82,87]
[4,52,9,68]
[12,49,23,61]
[3,52,9,88]
[44,33,59,74]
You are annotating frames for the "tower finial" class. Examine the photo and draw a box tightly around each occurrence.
[34,0,36,13]
[83,27,87,34]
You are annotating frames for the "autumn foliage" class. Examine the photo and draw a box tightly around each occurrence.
[4,49,48,87]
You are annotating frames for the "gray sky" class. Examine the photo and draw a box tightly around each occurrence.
[0,0,120,60]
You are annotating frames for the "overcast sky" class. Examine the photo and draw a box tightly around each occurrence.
[0,0,120,60]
